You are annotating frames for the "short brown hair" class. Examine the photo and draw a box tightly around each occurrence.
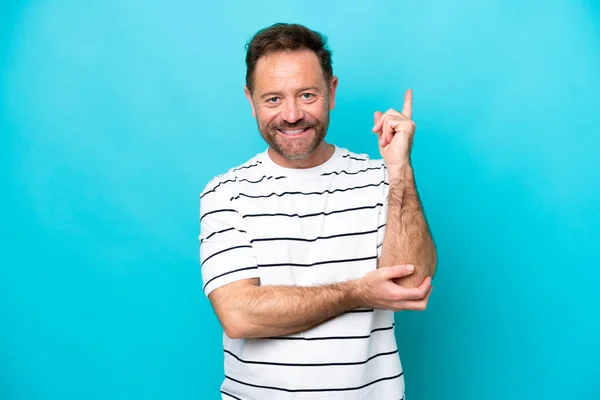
[245,23,333,93]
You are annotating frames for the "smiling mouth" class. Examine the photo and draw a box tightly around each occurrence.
[278,128,311,136]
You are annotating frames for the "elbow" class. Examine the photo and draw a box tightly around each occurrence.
[223,325,246,340]
[220,311,254,339]
[428,258,437,278]
[429,249,437,278]
[209,283,260,339]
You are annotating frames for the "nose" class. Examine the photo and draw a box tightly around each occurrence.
[281,99,304,124]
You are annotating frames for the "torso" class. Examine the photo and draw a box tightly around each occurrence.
[201,145,404,400]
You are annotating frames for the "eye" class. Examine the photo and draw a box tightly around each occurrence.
[301,93,315,100]
[267,97,280,104]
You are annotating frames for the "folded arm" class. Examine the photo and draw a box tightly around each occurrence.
[208,264,431,339]
[208,278,359,339]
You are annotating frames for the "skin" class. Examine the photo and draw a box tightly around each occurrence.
[244,49,337,168]
[372,90,437,287]
[207,49,436,339]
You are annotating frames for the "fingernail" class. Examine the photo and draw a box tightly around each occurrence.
[407,265,414,272]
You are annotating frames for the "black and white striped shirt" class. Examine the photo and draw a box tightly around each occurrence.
[199,145,404,400]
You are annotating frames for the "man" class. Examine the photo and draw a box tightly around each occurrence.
[199,23,436,400]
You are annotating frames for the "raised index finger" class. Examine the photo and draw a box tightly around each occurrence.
[402,89,412,120]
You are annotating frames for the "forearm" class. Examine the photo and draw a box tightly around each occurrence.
[225,280,361,339]
[379,163,437,286]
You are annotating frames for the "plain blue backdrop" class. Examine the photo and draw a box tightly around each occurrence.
[2,0,599,399]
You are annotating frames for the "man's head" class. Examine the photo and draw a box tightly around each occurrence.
[244,23,338,166]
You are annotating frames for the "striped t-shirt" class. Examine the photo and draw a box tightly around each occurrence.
[199,145,404,400]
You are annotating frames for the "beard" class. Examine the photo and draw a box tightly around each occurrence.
[258,112,329,161]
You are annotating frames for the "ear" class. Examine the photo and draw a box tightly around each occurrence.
[328,76,339,110]
[244,86,256,118]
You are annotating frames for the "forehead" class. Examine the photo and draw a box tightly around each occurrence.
[253,49,326,93]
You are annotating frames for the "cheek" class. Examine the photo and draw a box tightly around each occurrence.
[256,108,279,128]
[306,102,328,122]
[311,97,329,112]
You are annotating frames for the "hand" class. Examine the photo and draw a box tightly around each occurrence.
[372,89,416,169]
[356,264,432,312]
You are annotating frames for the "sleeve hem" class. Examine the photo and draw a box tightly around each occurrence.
[203,267,260,297]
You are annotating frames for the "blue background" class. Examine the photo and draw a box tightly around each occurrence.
[2,0,599,399]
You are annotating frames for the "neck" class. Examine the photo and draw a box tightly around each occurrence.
[268,141,335,169]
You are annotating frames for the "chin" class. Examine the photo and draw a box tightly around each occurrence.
[274,145,312,161]
[282,151,312,161]
[284,140,324,160]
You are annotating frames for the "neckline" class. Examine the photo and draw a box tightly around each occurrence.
[258,145,342,177]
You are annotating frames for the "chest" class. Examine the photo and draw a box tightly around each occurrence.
[232,175,385,286]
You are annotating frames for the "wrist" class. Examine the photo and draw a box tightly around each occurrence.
[345,279,366,309]
[386,162,413,182]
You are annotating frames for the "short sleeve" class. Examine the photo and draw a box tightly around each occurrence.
[377,165,389,258]
[199,178,259,297]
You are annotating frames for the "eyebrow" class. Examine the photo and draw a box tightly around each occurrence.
[259,86,321,100]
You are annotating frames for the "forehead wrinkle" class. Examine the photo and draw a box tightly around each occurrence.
[260,63,301,93]
[254,50,324,95]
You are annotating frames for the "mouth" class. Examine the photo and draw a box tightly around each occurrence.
[277,127,312,137]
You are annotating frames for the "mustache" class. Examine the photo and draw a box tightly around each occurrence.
[271,119,317,130]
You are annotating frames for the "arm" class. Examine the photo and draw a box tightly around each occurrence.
[209,278,359,339]
[372,89,437,288]
[209,265,430,339]
[201,172,430,340]
[200,182,362,339]
[378,163,437,287]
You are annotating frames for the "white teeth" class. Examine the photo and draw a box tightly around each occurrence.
[280,129,305,134]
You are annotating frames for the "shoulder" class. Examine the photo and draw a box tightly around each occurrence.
[337,147,387,171]
[332,147,389,187]
[200,153,265,202]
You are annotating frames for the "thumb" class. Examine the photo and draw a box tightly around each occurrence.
[383,264,415,280]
